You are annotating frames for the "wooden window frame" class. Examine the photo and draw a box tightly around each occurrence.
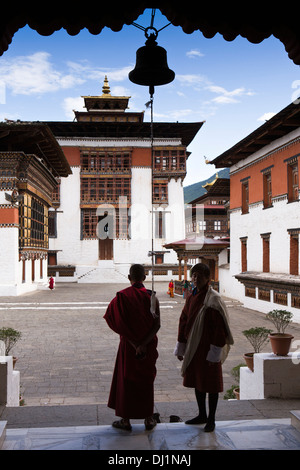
[241,179,249,214]
[261,233,271,273]
[153,181,168,204]
[240,237,247,272]
[80,150,131,173]
[81,208,130,240]
[285,156,299,203]
[19,194,48,249]
[263,172,272,208]
[81,177,131,204]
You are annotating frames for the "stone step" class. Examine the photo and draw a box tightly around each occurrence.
[2,416,300,450]
[291,410,300,432]
[0,421,6,449]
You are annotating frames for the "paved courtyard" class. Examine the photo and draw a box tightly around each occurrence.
[1,281,300,413]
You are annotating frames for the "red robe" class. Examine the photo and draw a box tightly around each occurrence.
[104,283,159,419]
[178,286,227,393]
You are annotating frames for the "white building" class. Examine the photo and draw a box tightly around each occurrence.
[47,78,203,282]
[211,100,300,322]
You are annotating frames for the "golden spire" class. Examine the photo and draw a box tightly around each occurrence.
[102,75,111,95]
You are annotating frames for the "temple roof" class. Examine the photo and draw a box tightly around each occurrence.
[211,100,300,168]
[1,5,300,65]
[0,122,72,177]
[46,120,203,147]
[81,76,131,114]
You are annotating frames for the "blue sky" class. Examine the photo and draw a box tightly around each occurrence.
[0,9,299,186]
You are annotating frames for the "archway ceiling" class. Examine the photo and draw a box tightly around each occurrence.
[0,3,300,65]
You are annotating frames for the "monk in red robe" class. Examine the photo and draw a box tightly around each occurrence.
[104,264,160,431]
[174,263,233,432]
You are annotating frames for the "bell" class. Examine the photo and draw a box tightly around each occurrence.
[129,34,175,90]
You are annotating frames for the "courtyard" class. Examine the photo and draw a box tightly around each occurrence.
[1,281,300,417]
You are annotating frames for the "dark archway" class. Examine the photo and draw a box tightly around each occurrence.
[0,4,300,64]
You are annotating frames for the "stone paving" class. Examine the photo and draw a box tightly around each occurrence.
[1,280,300,415]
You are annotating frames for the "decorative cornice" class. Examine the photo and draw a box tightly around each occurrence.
[57,137,182,148]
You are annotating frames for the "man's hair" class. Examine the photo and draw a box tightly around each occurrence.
[191,263,210,279]
[129,264,145,282]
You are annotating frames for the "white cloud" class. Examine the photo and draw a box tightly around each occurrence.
[111,85,131,97]
[0,52,132,98]
[176,74,210,87]
[257,112,276,122]
[62,96,85,119]
[0,52,85,95]
[68,63,132,83]
[208,85,255,104]
[186,49,204,59]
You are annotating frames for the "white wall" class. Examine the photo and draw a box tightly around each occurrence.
[0,227,19,295]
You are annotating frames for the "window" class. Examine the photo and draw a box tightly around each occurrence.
[288,162,299,202]
[52,180,60,206]
[241,179,249,214]
[197,220,206,231]
[81,208,130,240]
[19,194,48,249]
[153,149,186,173]
[153,181,168,203]
[214,220,221,230]
[80,151,131,173]
[240,237,247,272]
[261,233,271,273]
[80,177,131,204]
[155,211,166,239]
[263,172,272,208]
[81,209,98,239]
[48,211,57,238]
[288,229,299,275]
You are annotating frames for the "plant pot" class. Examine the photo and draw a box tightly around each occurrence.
[268,333,294,356]
[243,352,254,372]
[233,387,240,400]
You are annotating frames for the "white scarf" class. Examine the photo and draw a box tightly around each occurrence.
[181,286,234,377]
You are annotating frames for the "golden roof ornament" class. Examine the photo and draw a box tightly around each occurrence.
[102,76,111,95]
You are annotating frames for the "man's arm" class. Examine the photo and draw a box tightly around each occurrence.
[135,299,161,357]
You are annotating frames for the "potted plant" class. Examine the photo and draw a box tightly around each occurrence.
[0,327,22,368]
[224,363,245,400]
[242,326,272,371]
[266,309,294,356]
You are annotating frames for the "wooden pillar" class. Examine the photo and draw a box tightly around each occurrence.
[214,256,219,281]
[183,256,188,281]
[178,258,182,281]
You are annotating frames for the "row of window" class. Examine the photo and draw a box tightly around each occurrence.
[241,159,299,214]
[80,177,131,203]
[80,177,169,204]
[186,220,226,232]
[81,209,166,240]
[245,286,300,308]
[240,230,299,275]
[81,152,131,172]
[80,150,186,174]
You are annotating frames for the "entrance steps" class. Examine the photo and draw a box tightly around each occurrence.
[76,263,129,283]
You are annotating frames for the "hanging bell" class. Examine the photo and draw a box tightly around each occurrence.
[129,34,175,91]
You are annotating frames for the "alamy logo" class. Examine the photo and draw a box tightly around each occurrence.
[95,196,205,250]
